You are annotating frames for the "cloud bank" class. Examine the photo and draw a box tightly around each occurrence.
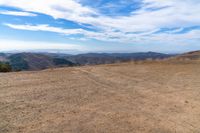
[0,10,37,16]
[0,0,200,51]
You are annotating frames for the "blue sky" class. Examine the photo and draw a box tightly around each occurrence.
[0,0,200,53]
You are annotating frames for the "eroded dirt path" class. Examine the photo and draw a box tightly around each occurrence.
[0,62,200,133]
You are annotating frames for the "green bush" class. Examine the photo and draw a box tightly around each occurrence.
[0,62,12,72]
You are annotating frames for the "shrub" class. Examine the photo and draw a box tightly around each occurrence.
[0,62,12,72]
[53,58,76,66]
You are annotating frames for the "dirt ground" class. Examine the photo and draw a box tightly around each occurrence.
[0,62,200,133]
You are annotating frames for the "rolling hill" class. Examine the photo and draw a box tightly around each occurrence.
[166,50,200,63]
[0,53,8,62]
[2,51,200,71]
[0,52,173,71]
[175,50,200,60]
[8,53,77,71]
[66,52,172,65]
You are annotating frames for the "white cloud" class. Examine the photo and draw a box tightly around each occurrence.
[0,10,37,16]
[4,23,200,47]
[4,23,123,42]
[4,23,109,41]
[0,39,86,51]
[0,0,199,32]
[4,23,87,35]
[0,0,200,48]
[0,0,96,18]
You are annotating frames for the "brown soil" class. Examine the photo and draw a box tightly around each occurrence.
[1,62,200,133]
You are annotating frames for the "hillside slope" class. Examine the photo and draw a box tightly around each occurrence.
[166,50,200,64]
[8,53,76,71]
[176,50,200,60]
[0,53,8,62]
[0,61,200,133]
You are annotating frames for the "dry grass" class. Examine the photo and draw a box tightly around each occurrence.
[0,61,200,133]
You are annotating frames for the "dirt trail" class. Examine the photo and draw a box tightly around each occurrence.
[0,62,200,133]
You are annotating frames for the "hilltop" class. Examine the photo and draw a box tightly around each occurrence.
[175,50,200,60]
[164,50,200,64]
[0,59,200,133]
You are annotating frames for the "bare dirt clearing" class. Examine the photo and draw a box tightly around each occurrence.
[0,62,200,133]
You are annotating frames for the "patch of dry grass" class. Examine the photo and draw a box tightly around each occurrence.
[0,61,200,133]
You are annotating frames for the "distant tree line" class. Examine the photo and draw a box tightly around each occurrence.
[0,62,12,72]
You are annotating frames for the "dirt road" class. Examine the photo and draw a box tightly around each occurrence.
[0,62,200,133]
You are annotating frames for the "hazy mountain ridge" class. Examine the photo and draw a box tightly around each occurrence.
[0,53,8,62]
[66,52,173,65]
[0,51,177,71]
[4,53,77,71]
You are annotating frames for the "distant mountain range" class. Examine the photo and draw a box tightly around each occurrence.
[0,52,175,71]
[66,52,173,65]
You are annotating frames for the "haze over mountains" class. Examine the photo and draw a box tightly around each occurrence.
[0,52,173,71]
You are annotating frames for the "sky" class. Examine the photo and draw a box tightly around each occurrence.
[0,0,200,53]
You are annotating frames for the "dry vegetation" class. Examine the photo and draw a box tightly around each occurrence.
[0,61,200,133]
